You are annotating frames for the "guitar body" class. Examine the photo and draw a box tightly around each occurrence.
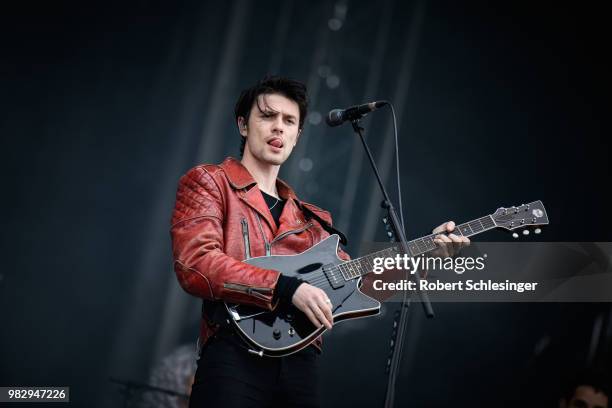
[225,235,381,357]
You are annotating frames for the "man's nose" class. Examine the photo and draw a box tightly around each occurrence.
[271,117,284,133]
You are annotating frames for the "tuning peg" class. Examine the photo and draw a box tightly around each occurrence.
[534,228,541,234]
[382,217,388,224]
[387,231,393,238]
[512,232,519,239]
[523,229,530,236]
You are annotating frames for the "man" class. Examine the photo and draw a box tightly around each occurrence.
[170,76,467,407]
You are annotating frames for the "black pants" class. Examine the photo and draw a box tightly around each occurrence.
[189,334,321,408]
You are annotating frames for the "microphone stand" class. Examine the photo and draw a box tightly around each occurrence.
[349,119,434,408]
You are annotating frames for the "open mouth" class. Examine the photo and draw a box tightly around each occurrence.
[267,137,284,149]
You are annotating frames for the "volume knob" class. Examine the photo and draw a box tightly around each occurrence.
[273,329,282,340]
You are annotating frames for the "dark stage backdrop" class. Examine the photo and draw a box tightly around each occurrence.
[0,1,609,407]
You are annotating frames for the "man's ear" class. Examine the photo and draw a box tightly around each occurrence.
[238,117,248,137]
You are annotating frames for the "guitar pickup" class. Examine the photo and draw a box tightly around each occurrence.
[322,264,345,289]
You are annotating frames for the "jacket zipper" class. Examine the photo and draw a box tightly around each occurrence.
[255,214,272,256]
[256,214,314,256]
[223,282,273,296]
[271,222,314,244]
[241,218,251,259]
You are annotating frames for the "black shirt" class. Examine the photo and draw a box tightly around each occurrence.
[260,190,303,304]
[261,191,285,227]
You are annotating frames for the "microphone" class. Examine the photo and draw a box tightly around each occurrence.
[326,101,388,127]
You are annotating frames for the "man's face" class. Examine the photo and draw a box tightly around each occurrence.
[240,93,301,166]
[561,385,609,408]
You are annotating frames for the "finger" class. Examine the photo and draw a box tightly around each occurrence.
[302,307,321,329]
[460,236,470,251]
[313,293,332,329]
[446,221,456,233]
[432,223,447,234]
[434,239,450,258]
[449,233,465,254]
[312,303,332,329]
[437,234,452,242]
[446,234,462,256]
[435,235,452,257]
[448,233,462,243]
[319,298,333,326]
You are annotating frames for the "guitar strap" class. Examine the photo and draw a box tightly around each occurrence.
[295,200,348,246]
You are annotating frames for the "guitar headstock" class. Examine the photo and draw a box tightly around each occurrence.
[492,200,549,237]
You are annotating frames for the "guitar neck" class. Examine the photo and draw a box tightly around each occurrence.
[338,214,497,280]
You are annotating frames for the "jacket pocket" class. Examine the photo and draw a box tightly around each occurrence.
[241,218,251,259]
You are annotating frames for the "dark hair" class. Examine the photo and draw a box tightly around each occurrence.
[234,75,308,157]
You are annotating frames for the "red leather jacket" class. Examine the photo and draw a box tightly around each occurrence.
[170,157,349,348]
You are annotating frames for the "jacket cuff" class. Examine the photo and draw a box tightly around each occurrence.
[273,275,304,305]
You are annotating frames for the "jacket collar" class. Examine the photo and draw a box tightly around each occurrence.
[219,157,297,200]
[220,157,300,234]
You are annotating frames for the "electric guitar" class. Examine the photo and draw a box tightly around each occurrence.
[225,200,549,357]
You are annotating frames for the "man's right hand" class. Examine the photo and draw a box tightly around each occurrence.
[291,283,333,330]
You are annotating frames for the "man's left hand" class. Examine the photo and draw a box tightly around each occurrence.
[432,221,470,258]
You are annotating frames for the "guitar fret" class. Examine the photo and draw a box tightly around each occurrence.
[416,239,427,254]
[459,223,473,236]
[348,263,356,278]
[468,220,483,233]
[338,212,503,281]
[356,260,365,277]
[481,216,495,229]
[423,236,436,251]
[363,256,372,273]
[340,263,349,280]
[480,217,488,230]
[408,241,419,256]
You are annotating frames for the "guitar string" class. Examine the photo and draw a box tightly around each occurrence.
[303,227,468,286]
[302,220,499,287]
[301,247,397,286]
[276,211,535,288]
[270,213,502,287]
[311,215,489,286]
[303,241,442,286]
[307,211,531,286]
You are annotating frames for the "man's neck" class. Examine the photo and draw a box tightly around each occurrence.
[240,155,280,198]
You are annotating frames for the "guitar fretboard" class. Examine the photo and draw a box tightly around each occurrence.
[337,215,496,280]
